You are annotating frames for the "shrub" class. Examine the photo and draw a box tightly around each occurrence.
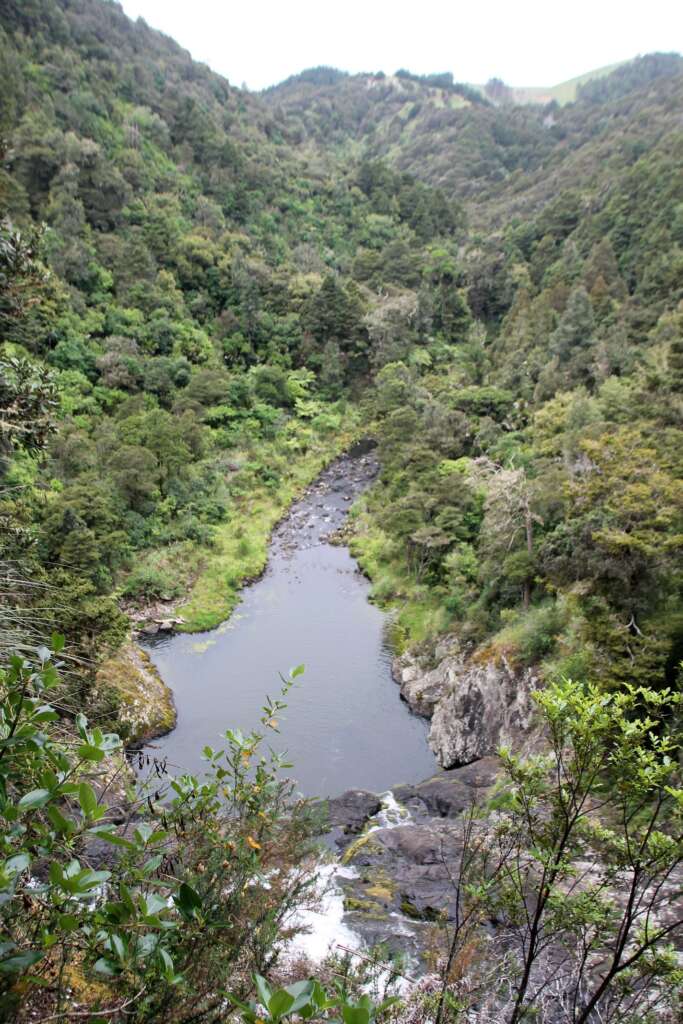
[0,644,320,1020]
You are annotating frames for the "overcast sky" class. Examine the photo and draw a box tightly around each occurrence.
[118,0,682,92]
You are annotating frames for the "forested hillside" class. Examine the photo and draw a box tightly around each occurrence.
[0,0,467,661]
[263,53,683,208]
[1,0,682,1017]
[265,51,683,696]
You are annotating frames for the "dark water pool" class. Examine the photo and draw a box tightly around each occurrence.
[141,448,435,798]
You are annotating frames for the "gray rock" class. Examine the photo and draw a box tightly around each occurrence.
[344,822,464,921]
[394,642,541,767]
[394,757,500,818]
[429,655,540,768]
[319,789,382,834]
[392,656,450,718]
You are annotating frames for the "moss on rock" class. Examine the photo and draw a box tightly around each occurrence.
[340,832,385,865]
[95,643,176,746]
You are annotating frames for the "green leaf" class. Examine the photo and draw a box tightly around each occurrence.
[94,957,119,976]
[268,989,295,1018]
[133,822,154,845]
[47,805,75,835]
[78,783,98,817]
[51,633,65,653]
[33,706,58,723]
[57,914,79,933]
[142,854,163,874]
[175,882,202,918]
[142,893,168,917]
[48,862,64,886]
[341,1008,371,1024]
[18,789,51,810]
[6,854,30,876]
[77,743,105,762]
[287,979,315,1013]
[67,869,110,894]
[0,950,43,973]
[255,972,272,1009]
[291,664,305,678]
[87,826,134,850]
[110,934,126,962]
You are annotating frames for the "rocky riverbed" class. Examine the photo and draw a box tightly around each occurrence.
[117,441,548,968]
[313,758,501,966]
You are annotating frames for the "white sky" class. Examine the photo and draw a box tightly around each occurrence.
[118,0,682,92]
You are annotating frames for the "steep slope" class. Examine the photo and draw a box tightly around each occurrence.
[0,0,466,656]
[263,54,683,215]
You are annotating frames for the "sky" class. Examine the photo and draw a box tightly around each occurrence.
[118,0,682,92]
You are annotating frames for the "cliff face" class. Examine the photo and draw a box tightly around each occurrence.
[393,640,542,768]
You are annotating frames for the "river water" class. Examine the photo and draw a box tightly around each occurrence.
[141,445,435,798]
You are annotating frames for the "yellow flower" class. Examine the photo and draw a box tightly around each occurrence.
[246,835,261,851]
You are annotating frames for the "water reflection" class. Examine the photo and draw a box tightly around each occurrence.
[140,451,435,798]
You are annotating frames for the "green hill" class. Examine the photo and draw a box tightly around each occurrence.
[1,2,683,1015]
[479,59,628,105]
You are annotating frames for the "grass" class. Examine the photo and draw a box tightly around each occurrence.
[175,414,360,633]
[349,510,450,650]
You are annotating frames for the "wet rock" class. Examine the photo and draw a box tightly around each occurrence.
[343,821,465,922]
[393,757,500,818]
[317,789,382,834]
[94,643,177,747]
[154,616,185,631]
[332,758,503,953]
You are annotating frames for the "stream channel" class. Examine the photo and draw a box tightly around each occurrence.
[141,442,436,799]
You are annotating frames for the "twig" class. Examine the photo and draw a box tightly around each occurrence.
[335,943,417,984]
[36,987,146,1022]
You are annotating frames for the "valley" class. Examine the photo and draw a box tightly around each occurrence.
[1,1,682,1019]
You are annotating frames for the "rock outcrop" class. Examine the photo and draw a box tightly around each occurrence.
[94,643,176,746]
[393,641,541,768]
[317,789,382,843]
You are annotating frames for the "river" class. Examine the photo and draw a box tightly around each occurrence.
[141,443,436,798]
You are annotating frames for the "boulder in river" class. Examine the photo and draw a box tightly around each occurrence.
[392,756,500,818]
[327,759,501,960]
[320,789,383,834]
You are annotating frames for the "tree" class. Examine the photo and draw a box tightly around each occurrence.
[363,291,418,369]
[0,355,57,473]
[551,286,595,365]
[434,677,683,1024]
[473,458,542,610]
[0,649,321,1021]
[542,427,683,620]
[0,220,47,341]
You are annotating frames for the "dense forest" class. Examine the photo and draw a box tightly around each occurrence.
[1,0,682,1019]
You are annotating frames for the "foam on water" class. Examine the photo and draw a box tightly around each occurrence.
[367,790,412,832]
[285,863,361,962]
